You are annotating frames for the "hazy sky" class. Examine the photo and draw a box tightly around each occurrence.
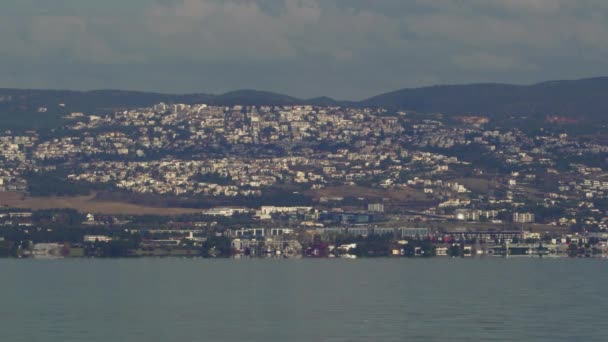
[1,0,607,99]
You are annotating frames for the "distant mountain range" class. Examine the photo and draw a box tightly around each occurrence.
[1,76,607,126]
[362,77,608,121]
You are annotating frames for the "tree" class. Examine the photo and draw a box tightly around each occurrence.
[567,243,579,257]
[201,236,232,258]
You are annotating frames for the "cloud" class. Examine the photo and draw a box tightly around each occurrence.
[452,52,537,71]
[0,0,607,99]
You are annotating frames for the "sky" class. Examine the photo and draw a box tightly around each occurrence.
[1,0,607,100]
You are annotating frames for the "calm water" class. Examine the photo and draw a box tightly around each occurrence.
[1,258,607,342]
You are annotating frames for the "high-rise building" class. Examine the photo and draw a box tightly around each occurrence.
[368,203,384,213]
[513,212,535,224]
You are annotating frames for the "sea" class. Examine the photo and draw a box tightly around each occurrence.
[1,258,607,342]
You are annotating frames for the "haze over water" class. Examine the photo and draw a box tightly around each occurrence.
[2,258,606,342]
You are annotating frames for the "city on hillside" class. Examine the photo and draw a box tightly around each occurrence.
[1,102,608,258]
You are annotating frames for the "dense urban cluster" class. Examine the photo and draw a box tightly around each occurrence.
[1,208,606,259]
[2,102,608,258]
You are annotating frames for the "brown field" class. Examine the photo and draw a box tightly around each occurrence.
[453,177,500,193]
[454,177,546,199]
[307,185,430,202]
[0,192,202,216]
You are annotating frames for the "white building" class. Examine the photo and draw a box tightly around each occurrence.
[513,212,535,224]
[367,203,385,213]
[83,235,113,243]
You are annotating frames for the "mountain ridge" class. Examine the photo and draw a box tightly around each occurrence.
[1,76,607,126]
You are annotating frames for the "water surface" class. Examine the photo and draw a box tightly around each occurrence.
[1,258,606,341]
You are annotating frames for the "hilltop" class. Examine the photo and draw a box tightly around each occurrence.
[1,76,607,130]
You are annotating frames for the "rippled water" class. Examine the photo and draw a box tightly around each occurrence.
[1,258,607,342]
